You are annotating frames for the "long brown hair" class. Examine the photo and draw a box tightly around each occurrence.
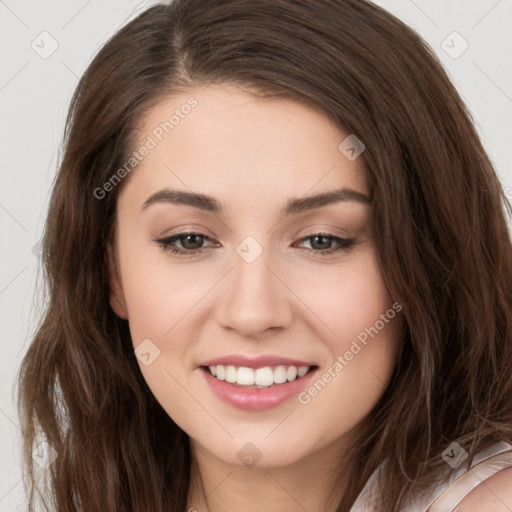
[16,1,512,510]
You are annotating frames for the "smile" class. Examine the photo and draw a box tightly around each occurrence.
[205,364,312,388]
[200,364,319,410]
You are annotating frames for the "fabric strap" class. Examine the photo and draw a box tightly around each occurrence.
[427,448,512,511]
[349,441,512,511]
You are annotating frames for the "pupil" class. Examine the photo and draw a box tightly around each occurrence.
[312,235,330,250]
[183,234,202,249]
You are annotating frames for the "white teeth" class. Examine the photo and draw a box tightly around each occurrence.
[273,365,287,384]
[225,365,237,383]
[216,365,225,380]
[207,364,312,387]
[297,366,309,377]
[286,366,297,381]
[255,367,274,386]
[237,367,255,385]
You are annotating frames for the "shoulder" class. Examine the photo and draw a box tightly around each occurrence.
[455,466,512,510]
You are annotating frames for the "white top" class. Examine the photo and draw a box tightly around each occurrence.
[349,441,512,511]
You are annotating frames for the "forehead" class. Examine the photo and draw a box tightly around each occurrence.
[121,84,369,208]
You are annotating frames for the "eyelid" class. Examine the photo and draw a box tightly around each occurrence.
[157,223,352,245]
[157,223,217,239]
[292,223,351,240]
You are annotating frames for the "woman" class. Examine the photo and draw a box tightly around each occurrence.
[16,0,512,510]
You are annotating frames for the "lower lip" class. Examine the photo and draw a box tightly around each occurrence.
[200,367,318,411]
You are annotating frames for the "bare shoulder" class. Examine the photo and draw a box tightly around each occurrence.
[455,467,512,511]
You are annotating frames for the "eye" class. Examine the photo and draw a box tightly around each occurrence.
[153,231,357,257]
[294,232,356,256]
[154,232,217,256]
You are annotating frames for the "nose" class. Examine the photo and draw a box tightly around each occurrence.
[215,244,294,338]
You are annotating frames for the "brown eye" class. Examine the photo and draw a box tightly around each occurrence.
[179,233,205,250]
[154,231,216,256]
[295,233,356,256]
[309,235,333,251]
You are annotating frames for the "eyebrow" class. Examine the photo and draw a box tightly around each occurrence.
[141,186,372,217]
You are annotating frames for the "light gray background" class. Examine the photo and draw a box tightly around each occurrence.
[1,0,511,509]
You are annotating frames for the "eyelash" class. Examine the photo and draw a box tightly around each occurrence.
[153,231,356,257]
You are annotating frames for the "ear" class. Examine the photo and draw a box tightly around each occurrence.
[107,243,129,319]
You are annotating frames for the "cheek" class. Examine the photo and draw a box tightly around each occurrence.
[326,249,401,388]
[118,248,203,428]
[117,236,209,342]
[290,246,395,343]
[292,249,402,433]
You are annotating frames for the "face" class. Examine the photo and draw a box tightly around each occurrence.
[108,83,403,469]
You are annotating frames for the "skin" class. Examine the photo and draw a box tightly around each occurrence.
[108,83,404,512]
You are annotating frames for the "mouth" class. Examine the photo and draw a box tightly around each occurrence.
[201,364,318,389]
[199,363,319,410]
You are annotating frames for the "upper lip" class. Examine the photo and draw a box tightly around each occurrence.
[199,354,317,369]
